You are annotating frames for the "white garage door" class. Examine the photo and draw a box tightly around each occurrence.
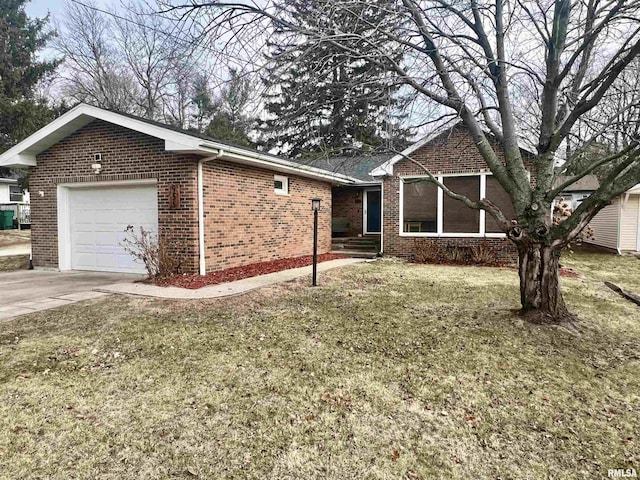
[68,184,158,273]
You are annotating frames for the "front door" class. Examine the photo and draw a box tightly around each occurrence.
[364,189,382,234]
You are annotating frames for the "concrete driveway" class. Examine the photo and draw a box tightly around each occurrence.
[0,270,142,321]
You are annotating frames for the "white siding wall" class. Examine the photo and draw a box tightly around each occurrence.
[586,198,620,250]
[0,184,10,203]
[620,194,639,252]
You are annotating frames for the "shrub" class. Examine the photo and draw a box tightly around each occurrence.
[413,239,502,266]
[443,244,472,264]
[470,240,500,265]
[413,239,441,263]
[121,225,183,279]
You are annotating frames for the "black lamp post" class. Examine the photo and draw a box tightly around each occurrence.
[311,198,321,286]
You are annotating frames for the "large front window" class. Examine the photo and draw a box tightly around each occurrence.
[401,174,515,236]
[402,179,438,233]
[443,176,480,233]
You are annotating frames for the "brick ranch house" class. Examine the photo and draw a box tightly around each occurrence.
[0,107,526,275]
[0,104,358,275]
[323,124,528,262]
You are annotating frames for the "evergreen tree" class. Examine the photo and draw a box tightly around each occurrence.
[0,0,61,180]
[259,0,411,158]
[196,69,255,148]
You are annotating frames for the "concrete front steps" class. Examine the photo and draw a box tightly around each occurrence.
[331,236,380,259]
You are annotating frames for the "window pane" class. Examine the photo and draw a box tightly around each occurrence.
[402,179,437,232]
[9,186,22,202]
[274,180,284,190]
[443,176,480,233]
[485,176,516,233]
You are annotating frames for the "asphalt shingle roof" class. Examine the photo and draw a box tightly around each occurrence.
[298,154,392,182]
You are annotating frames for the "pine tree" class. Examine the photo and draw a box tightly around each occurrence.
[204,68,255,147]
[0,0,61,181]
[259,0,411,159]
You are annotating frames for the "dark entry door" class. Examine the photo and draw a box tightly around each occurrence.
[365,190,382,234]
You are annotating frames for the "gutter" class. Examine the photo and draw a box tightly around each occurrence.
[198,151,224,275]
[197,144,357,185]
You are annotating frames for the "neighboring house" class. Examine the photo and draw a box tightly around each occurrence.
[321,124,532,261]
[0,104,356,274]
[0,177,21,203]
[0,177,29,227]
[586,184,640,254]
[553,175,599,210]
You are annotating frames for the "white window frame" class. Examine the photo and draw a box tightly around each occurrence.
[274,175,289,195]
[9,185,23,202]
[399,172,507,238]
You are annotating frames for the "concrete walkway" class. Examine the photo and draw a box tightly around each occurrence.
[0,243,31,257]
[99,258,366,299]
[0,270,142,321]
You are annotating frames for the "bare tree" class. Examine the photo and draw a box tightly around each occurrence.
[165,0,640,323]
[113,1,191,119]
[54,0,140,113]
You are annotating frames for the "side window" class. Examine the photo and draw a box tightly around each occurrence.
[274,175,289,195]
[9,185,23,202]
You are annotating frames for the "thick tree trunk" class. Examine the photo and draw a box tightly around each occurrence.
[517,243,571,323]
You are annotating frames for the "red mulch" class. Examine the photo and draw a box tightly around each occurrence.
[559,267,581,278]
[159,253,348,289]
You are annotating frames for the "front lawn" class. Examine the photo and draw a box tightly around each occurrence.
[563,250,640,293]
[0,256,638,478]
[0,254,30,272]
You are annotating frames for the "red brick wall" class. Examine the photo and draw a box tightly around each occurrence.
[32,120,200,272]
[332,186,363,236]
[382,128,518,261]
[202,160,332,271]
[31,119,334,274]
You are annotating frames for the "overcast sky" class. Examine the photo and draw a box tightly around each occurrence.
[26,0,115,22]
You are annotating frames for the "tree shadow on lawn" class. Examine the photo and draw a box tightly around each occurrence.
[0,260,638,479]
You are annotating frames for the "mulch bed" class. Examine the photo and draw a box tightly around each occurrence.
[158,253,348,289]
[559,267,582,278]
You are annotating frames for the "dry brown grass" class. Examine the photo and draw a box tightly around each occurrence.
[0,254,30,272]
[0,230,30,248]
[0,257,638,479]
[563,250,640,293]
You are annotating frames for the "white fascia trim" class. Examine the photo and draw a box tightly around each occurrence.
[370,121,536,177]
[197,145,356,185]
[0,103,357,184]
[370,134,436,177]
[0,103,202,168]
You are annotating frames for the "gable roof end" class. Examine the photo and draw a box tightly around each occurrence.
[369,121,536,177]
[0,104,356,185]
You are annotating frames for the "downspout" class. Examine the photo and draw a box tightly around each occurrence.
[617,196,622,255]
[198,150,224,275]
[379,181,384,255]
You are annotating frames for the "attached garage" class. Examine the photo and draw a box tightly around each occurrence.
[58,182,158,273]
[0,104,352,275]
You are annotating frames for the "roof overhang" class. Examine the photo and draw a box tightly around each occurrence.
[369,121,536,177]
[0,103,356,185]
[627,183,640,195]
